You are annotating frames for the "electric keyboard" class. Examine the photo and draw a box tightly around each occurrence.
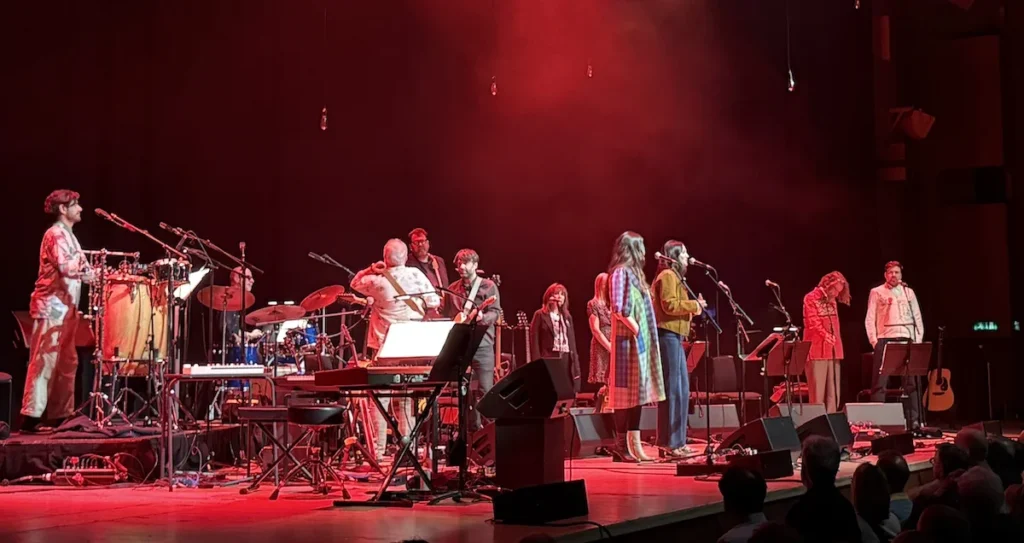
[181,364,266,377]
[313,366,433,387]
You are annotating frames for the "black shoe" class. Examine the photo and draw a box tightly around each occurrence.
[19,416,42,433]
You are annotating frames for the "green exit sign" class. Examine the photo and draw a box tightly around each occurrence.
[973,321,999,332]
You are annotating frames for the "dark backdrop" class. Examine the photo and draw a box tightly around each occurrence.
[1,2,887,417]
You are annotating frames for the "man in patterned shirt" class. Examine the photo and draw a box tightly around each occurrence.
[350,238,440,460]
[20,189,96,433]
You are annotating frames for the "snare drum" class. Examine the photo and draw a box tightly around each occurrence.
[149,258,191,284]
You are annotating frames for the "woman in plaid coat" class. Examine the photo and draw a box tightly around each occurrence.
[607,231,665,462]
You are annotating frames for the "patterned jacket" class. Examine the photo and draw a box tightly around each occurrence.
[802,287,843,360]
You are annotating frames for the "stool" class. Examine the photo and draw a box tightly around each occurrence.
[269,405,351,501]
[0,372,12,427]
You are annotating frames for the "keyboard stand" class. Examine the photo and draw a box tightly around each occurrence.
[334,382,445,507]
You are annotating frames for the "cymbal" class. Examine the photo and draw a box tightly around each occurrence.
[245,305,307,326]
[300,285,346,312]
[196,286,255,312]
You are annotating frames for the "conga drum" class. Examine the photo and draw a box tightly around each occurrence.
[102,274,159,376]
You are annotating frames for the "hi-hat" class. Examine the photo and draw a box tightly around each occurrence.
[196,286,255,312]
[300,285,346,312]
[245,305,307,326]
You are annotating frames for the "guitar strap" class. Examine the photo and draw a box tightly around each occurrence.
[382,269,425,317]
[462,277,482,314]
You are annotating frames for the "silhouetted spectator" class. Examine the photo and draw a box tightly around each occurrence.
[953,428,987,468]
[876,450,912,525]
[889,531,932,543]
[748,521,804,543]
[718,467,769,543]
[852,463,899,541]
[785,436,862,542]
[956,465,1021,539]
[916,505,971,543]
[987,437,1023,489]
[907,443,969,527]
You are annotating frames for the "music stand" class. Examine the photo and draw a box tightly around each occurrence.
[879,342,932,430]
[765,341,811,415]
[377,321,456,366]
[685,341,707,374]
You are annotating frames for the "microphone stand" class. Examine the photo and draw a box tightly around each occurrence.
[680,278,722,468]
[711,276,754,424]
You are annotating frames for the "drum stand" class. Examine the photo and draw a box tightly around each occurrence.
[75,253,122,424]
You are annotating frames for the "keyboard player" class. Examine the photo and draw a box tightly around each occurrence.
[350,239,440,461]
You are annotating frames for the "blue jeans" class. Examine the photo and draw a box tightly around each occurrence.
[657,330,689,449]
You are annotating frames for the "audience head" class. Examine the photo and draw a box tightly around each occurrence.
[916,505,971,543]
[851,463,892,528]
[956,465,1006,521]
[987,437,1023,489]
[800,435,841,489]
[876,450,911,494]
[932,443,969,480]
[748,521,804,543]
[954,428,988,466]
[719,466,768,516]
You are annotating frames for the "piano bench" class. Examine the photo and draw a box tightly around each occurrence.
[238,407,289,423]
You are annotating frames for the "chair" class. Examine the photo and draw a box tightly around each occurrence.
[269,404,351,500]
[0,372,12,427]
[691,355,763,417]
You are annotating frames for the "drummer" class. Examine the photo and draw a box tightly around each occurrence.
[221,266,263,348]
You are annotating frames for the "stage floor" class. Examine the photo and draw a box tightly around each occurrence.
[0,443,938,543]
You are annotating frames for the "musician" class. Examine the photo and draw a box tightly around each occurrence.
[802,271,851,413]
[607,231,665,462]
[20,190,96,433]
[222,266,261,347]
[587,273,612,411]
[407,228,449,317]
[529,283,581,393]
[350,239,439,460]
[651,240,705,457]
[440,248,501,432]
[865,261,924,427]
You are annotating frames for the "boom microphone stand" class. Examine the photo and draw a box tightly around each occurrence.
[679,278,722,467]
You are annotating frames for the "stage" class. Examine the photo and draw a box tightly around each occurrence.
[0,442,939,543]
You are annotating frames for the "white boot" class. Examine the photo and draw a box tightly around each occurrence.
[626,430,653,462]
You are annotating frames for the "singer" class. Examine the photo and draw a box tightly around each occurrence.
[651,240,705,457]
[350,239,439,461]
[440,248,501,432]
[529,283,582,393]
[865,261,924,427]
[20,190,96,433]
[801,271,851,412]
[607,232,665,462]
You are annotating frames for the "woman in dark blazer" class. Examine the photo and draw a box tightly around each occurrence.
[530,283,581,393]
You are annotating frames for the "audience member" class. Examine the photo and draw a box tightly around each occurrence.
[876,450,912,526]
[718,466,769,543]
[955,465,1020,539]
[889,532,932,543]
[851,463,899,541]
[906,443,968,528]
[953,427,988,468]
[915,505,971,543]
[987,437,1023,489]
[785,436,862,542]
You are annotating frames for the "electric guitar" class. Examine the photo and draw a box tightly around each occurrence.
[516,310,531,362]
[924,326,954,411]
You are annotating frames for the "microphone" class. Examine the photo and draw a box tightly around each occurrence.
[765,279,780,289]
[308,252,326,263]
[653,251,675,264]
[688,256,715,270]
[900,281,909,288]
[239,241,246,253]
[182,247,206,258]
[159,222,186,237]
[95,208,113,220]
[717,280,731,292]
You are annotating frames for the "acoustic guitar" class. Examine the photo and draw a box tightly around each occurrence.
[924,326,954,412]
[453,295,497,324]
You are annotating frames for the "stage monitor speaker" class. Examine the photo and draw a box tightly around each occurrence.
[470,422,496,467]
[870,432,915,455]
[797,413,854,448]
[768,403,827,429]
[719,416,801,461]
[844,402,907,434]
[564,408,616,459]
[728,449,795,480]
[495,418,565,489]
[478,358,575,420]
[493,479,589,524]
[639,405,658,442]
[688,404,741,437]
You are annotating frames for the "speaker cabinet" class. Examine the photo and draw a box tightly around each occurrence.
[688,404,741,437]
[478,359,575,420]
[470,423,496,467]
[870,432,915,455]
[797,413,854,447]
[844,402,907,434]
[728,449,795,480]
[719,416,802,460]
[768,403,827,428]
[493,479,589,524]
[564,408,616,458]
[495,418,565,489]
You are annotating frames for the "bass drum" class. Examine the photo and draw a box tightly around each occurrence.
[102,274,169,364]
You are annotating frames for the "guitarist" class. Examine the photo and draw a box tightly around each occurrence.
[350,239,440,461]
[865,260,924,429]
[441,248,502,432]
